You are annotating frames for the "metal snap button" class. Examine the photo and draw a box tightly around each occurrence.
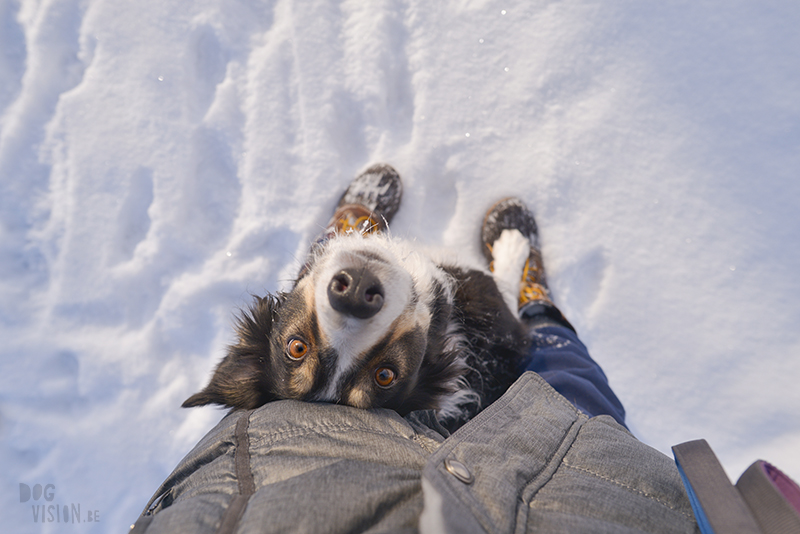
[444,458,474,484]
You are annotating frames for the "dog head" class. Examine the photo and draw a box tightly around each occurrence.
[182,233,468,414]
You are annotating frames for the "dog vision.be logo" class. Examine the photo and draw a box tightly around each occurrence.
[19,483,100,524]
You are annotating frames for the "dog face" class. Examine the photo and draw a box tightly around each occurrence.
[183,233,467,414]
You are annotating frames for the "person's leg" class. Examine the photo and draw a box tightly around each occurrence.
[482,198,627,428]
[521,319,627,428]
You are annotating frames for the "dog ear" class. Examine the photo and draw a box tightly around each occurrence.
[182,295,282,410]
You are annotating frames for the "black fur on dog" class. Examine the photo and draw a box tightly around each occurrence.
[183,234,529,430]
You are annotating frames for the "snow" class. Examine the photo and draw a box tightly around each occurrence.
[2,0,799,531]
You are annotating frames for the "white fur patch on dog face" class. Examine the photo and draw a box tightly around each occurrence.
[307,233,450,400]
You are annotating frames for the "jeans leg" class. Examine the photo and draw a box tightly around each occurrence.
[520,322,628,429]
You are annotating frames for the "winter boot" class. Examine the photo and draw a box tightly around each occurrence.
[299,164,403,279]
[325,163,403,237]
[481,197,575,332]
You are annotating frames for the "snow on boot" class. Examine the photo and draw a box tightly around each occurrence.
[481,197,575,332]
[323,163,403,237]
[334,163,402,229]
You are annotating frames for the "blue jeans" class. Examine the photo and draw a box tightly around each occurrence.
[522,323,627,428]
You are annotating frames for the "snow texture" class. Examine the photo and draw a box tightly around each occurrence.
[1,0,799,532]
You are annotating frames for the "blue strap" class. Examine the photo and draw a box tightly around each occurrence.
[672,439,762,534]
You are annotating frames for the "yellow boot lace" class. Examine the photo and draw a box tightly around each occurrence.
[328,204,383,236]
[335,213,381,235]
[518,255,551,308]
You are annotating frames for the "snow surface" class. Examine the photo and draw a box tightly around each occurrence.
[2,0,799,531]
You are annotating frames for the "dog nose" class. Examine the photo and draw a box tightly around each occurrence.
[328,268,385,319]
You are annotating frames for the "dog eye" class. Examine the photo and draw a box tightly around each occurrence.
[374,367,396,388]
[287,338,308,360]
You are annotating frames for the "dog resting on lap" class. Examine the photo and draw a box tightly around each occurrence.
[183,165,539,430]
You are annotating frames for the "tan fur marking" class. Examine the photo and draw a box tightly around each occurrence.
[384,313,427,377]
[394,305,428,335]
[283,277,323,398]
[300,276,327,345]
[302,276,316,310]
[346,387,371,409]
[290,357,317,397]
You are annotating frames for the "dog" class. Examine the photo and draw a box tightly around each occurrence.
[182,171,532,429]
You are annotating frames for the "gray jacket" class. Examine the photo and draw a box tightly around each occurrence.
[132,372,699,533]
